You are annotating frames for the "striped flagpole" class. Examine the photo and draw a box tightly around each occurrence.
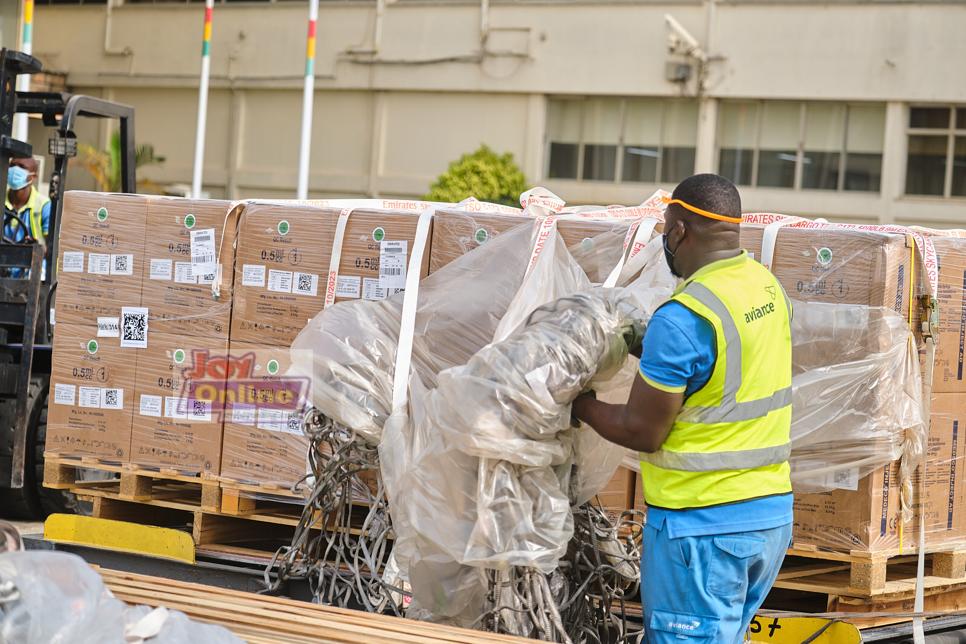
[14,0,34,143]
[191,0,214,199]
[296,0,319,199]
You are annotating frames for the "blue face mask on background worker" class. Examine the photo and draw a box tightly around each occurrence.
[8,166,32,191]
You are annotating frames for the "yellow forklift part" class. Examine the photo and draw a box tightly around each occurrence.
[43,514,195,564]
[747,616,861,643]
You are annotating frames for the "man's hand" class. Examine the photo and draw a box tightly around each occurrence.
[570,374,684,453]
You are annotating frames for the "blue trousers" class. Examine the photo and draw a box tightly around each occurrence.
[641,521,792,643]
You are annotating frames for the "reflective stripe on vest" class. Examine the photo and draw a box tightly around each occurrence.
[6,188,47,242]
[672,282,792,426]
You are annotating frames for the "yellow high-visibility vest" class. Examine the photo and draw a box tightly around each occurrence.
[640,251,793,509]
[5,186,48,242]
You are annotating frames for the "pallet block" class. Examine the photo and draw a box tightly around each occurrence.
[777,543,966,597]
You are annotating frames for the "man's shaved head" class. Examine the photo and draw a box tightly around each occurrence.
[667,173,742,234]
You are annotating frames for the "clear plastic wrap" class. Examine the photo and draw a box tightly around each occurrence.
[0,551,241,644]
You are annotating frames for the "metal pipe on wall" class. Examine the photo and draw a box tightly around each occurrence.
[14,0,33,143]
[191,0,214,199]
[297,0,320,200]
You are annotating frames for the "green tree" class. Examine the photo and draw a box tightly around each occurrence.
[76,131,166,193]
[425,145,527,207]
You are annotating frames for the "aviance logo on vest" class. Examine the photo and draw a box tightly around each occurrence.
[744,301,776,324]
[639,251,794,510]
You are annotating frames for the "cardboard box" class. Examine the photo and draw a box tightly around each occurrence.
[46,323,135,462]
[219,341,312,486]
[428,209,648,279]
[741,225,915,317]
[55,192,147,326]
[230,204,432,347]
[140,197,235,339]
[931,237,966,393]
[793,394,966,552]
[130,332,228,473]
[596,466,637,524]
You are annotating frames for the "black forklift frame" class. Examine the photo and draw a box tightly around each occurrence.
[0,48,135,490]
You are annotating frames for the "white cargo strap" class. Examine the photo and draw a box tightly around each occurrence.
[211,199,249,300]
[390,207,435,415]
[322,208,354,309]
[760,216,805,271]
[603,217,660,288]
[302,197,521,215]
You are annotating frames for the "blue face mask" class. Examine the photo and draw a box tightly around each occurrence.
[7,166,31,191]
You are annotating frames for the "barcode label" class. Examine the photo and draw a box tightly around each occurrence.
[110,254,133,276]
[268,270,293,293]
[293,272,319,297]
[188,398,213,423]
[120,307,149,349]
[197,268,217,285]
[87,253,111,275]
[230,403,256,426]
[336,275,361,299]
[100,388,123,410]
[379,240,407,289]
[78,386,101,408]
[139,394,163,417]
[150,258,173,281]
[165,396,188,420]
[62,251,85,273]
[97,317,120,338]
[54,383,76,406]
[190,228,217,277]
[242,264,266,287]
[174,262,197,284]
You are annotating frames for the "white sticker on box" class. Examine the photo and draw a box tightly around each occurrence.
[190,228,217,277]
[242,264,266,287]
[256,407,286,432]
[100,388,124,410]
[267,269,293,293]
[829,467,859,491]
[53,383,76,406]
[164,396,188,420]
[197,267,217,285]
[87,253,110,275]
[62,251,85,273]
[362,277,386,301]
[279,411,303,436]
[230,403,256,426]
[78,386,101,408]
[139,394,163,417]
[336,275,361,299]
[174,261,197,284]
[292,272,319,297]
[186,399,212,423]
[120,307,149,349]
[97,317,120,338]
[110,254,133,276]
[150,258,173,281]
[379,240,408,289]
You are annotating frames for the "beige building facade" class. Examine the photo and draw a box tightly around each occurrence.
[16,1,966,227]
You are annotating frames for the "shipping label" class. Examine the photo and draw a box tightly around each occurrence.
[242,264,266,287]
[150,258,173,281]
[62,251,85,273]
[379,240,408,289]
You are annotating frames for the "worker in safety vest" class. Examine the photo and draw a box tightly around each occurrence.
[5,157,50,245]
[572,173,792,643]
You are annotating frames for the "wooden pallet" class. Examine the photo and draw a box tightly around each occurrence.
[773,543,966,597]
[99,567,532,644]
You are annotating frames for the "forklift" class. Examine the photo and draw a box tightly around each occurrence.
[0,48,136,518]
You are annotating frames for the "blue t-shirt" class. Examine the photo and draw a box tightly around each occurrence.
[637,299,793,537]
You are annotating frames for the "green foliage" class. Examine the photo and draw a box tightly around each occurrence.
[77,131,166,193]
[425,145,527,207]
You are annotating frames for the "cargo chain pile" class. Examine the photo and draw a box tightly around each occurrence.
[42,187,966,642]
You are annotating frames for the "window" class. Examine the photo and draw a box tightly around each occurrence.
[546,97,697,184]
[905,106,966,198]
[717,101,884,192]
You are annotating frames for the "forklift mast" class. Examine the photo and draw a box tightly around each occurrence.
[0,48,135,514]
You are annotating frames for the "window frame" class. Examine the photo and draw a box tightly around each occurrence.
[716,100,884,194]
[905,105,966,199]
[544,96,698,185]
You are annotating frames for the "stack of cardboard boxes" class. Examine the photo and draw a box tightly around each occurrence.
[741,224,966,552]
